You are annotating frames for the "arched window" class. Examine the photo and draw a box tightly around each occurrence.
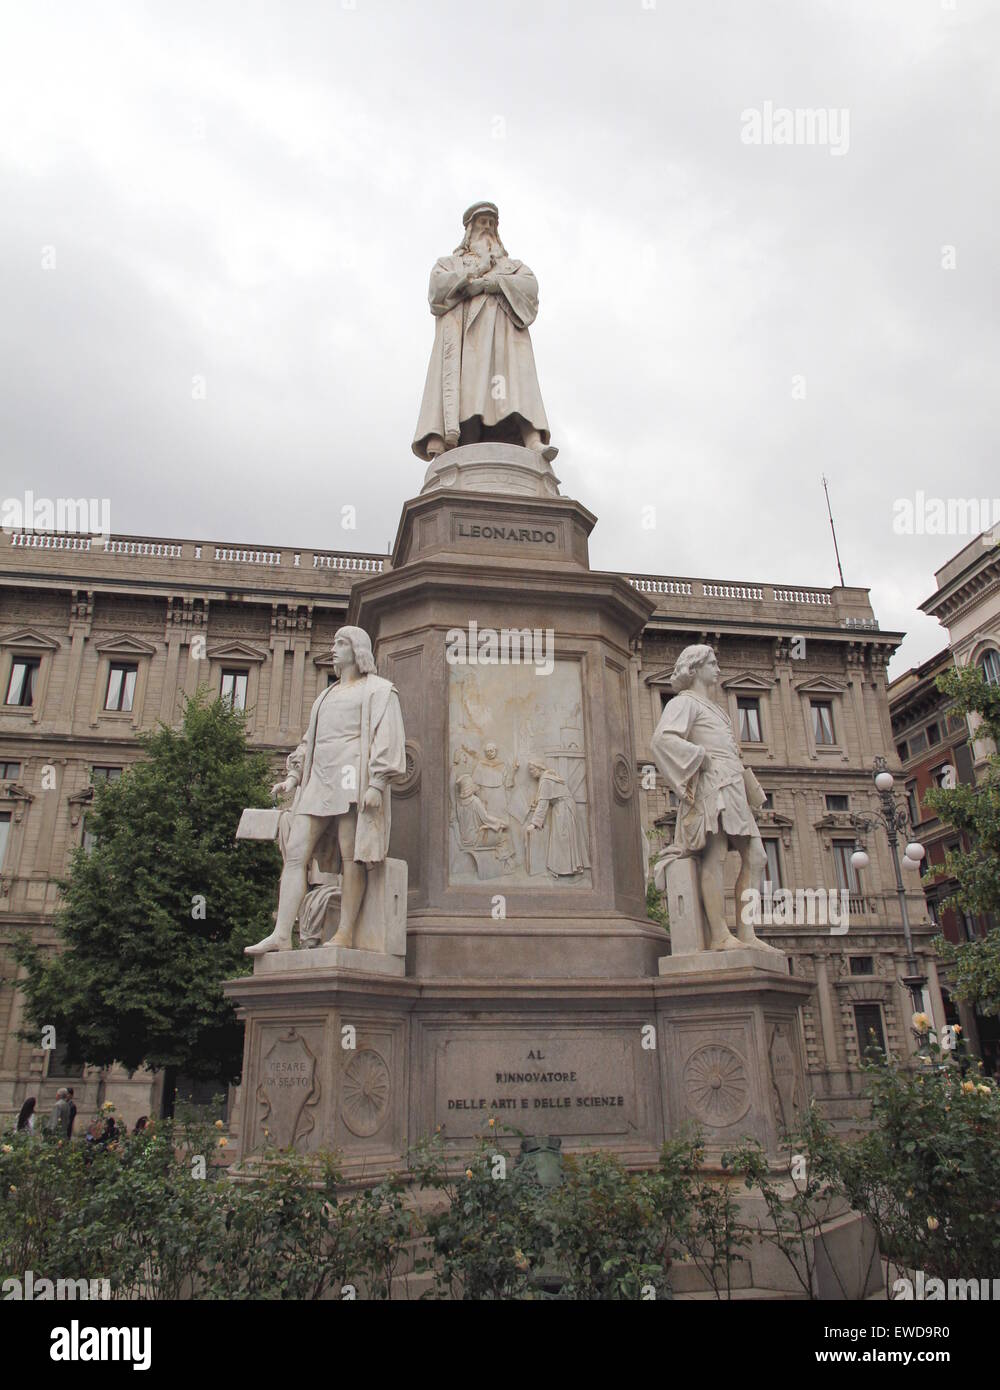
[979,648,1000,687]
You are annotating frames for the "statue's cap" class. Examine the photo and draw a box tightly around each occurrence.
[462,201,499,226]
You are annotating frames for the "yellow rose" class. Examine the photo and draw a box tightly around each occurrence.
[488,1117,496,1128]
[102,1101,114,1110]
[214,1119,225,1129]
[911,1012,931,1033]
[465,1168,474,1179]
[218,1137,228,1148]
[962,1081,975,1093]
[952,1025,962,1035]
[927,1216,939,1231]
[1,1144,12,1154]
[978,1085,991,1096]
[8,1185,16,1194]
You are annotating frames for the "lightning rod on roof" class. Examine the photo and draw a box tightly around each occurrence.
[822,474,845,588]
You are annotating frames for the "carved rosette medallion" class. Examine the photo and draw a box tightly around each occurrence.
[611,753,634,804]
[394,740,422,798]
[682,1044,751,1127]
[341,1049,391,1137]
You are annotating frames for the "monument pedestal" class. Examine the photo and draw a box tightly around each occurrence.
[225,959,812,1175]
[224,444,814,1176]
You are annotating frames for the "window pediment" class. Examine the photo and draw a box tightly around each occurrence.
[794,676,847,695]
[206,640,267,664]
[722,672,775,692]
[93,634,158,657]
[0,627,61,652]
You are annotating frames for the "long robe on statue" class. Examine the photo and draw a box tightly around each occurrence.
[527,770,590,876]
[412,255,552,461]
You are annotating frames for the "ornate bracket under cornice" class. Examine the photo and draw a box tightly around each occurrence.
[756,808,795,847]
[0,782,33,822]
[67,785,94,827]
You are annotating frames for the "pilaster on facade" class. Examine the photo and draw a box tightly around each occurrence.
[162,595,210,723]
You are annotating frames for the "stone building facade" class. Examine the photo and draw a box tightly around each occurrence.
[0,527,941,1131]
[888,646,999,1073]
[919,532,1000,774]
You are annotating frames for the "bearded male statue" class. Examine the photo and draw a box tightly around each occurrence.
[245,626,406,955]
[412,201,557,463]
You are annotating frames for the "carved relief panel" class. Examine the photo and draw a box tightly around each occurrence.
[448,659,591,887]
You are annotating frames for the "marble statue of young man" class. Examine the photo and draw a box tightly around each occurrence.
[650,644,780,952]
[245,626,406,955]
[412,201,557,463]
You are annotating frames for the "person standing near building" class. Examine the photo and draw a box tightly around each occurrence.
[49,1087,71,1137]
[15,1097,36,1134]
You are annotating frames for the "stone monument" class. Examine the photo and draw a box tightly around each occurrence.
[412,201,556,464]
[239,625,408,973]
[650,643,785,968]
[224,203,813,1179]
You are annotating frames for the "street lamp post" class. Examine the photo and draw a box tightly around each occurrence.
[849,756,927,1017]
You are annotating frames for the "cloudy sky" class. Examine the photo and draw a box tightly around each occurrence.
[1,0,996,677]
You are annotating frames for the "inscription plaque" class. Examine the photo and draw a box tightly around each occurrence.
[433,1031,637,1138]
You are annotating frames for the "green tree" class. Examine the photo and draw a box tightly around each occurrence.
[924,664,1000,1017]
[14,691,280,1088]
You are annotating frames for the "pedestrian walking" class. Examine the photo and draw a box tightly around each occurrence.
[49,1088,71,1137]
[15,1097,36,1134]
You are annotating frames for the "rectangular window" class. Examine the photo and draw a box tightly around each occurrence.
[931,763,955,789]
[849,955,874,976]
[0,811,10,869]
[91,766,123,785]
[909,730,927,756]
[737,697,762,743]
[104,663,137,712]
[906,782,919,826]
[760,839,783,892]
[825,794,849,813]
[47,1040,84,1079]
[980,650,1000,687]
[84,768,122,853]
[220,669,249,712]
[895,740,908,762]
[760,791,774,809]
[926,722,941,746]
[812,700,835,745]
[0,761,21,780]
[833,839,860,894]
[854,1003,886,1058]
[961,913,977,942]
[5,658,40,707]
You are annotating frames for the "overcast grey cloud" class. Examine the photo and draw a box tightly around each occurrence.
[1,0,997,676]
